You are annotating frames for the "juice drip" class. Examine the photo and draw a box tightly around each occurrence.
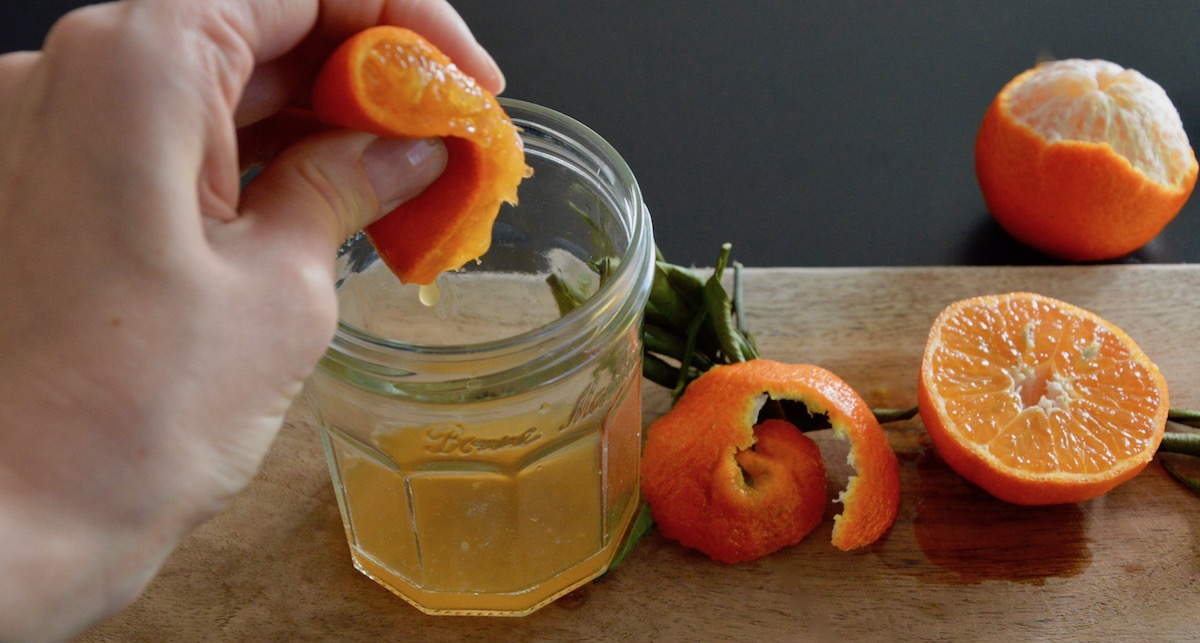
[418,281,442,307]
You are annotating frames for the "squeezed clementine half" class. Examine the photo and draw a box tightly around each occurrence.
[641,359,900,562]
[918,292,1169,505]
[975,59,1197,261]
[312,26,529,285]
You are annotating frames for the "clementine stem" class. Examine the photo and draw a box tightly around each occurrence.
[1157,428,1200,497]
[646,324,714,371]
[1159,431,1200,457]
[1166,408,1200,429]
[1160,458,1200,496]
[874,406,919,423]
[673,304,709,400]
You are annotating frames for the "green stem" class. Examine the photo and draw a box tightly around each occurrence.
[1159,431,1200,457]
[1167,408,1200,429]
[1156,416,1200,496]
[874,406,919,423]
[733,260,749,336]
[673,304,709,400]
[1161,459,1200,496]
[733,263,759,359]
[645,324,713,370]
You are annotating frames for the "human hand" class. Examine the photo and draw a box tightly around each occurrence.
[0,1,501,639]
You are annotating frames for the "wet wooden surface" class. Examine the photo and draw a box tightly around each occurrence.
[83,266,1200,641]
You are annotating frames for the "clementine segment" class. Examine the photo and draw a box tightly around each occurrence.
[975,59,1197,261]
[641,359,900,562]
[918,292,1169,505]
[311,26,528,285]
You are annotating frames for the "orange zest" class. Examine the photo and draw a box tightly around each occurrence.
[918,292,1169,505]
[641,359,901,562]
[311,26,528,285]
[975,59,1197,262]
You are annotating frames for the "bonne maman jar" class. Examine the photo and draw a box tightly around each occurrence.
[303,99,654,616]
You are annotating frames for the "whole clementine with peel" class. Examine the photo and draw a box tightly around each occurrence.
[641,359,900,562]
[311,26,529,285]
[975,58,1198,261]
[918,292,1169,505]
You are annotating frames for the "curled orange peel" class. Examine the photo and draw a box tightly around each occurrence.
[641,359,901,562]
[311,26,528,285]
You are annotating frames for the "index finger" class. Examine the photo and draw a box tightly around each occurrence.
[229,0,504,127]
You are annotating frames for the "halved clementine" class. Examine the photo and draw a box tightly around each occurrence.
[975,58,1197,261]
[641,359,900,562]
[311,26,528,285]
[918,292,1169,505]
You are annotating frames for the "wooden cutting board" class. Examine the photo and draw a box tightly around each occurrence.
[82,266,1200,641]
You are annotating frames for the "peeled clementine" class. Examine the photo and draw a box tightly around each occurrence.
[311,26,528,285]
[918,292,1169,505]
[975,59,1198,261]
[641,359,900,562]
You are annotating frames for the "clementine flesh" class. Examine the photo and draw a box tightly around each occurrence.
[918,292,1169,505]
[312,26,528,285]
[975,59,1197,261]
[641,359,900,562]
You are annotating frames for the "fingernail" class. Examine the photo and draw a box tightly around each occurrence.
[481,49,507,94]
[362,137,448,212]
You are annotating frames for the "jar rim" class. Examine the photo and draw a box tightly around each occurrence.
[328,99,652,365]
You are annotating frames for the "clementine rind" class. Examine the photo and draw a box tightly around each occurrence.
[918,292,1169,505]
[641,359,900,562]
[311,26,528,285]
[647,416,827,565]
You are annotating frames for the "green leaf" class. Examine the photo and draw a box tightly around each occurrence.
[608,504,656,571]
[546,273,589,316]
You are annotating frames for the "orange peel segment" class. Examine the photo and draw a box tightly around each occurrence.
[311,25,528,285]
[641,359,901,562]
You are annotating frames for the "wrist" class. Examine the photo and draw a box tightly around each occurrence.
[0,389,211,642]
[0,484,181,641]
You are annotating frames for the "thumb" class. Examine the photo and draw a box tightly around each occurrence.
[238,130,447,247]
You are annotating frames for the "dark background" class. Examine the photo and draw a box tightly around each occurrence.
[5,1,1199,267]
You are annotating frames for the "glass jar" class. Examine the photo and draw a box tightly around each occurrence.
[304,99,654,616]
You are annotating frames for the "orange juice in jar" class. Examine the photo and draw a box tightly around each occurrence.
[304,100,653,616]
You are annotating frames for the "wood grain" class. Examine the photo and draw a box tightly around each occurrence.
[82,266,1200,641]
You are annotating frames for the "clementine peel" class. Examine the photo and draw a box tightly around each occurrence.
[311,26,528,285]
[641,359,901,562]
